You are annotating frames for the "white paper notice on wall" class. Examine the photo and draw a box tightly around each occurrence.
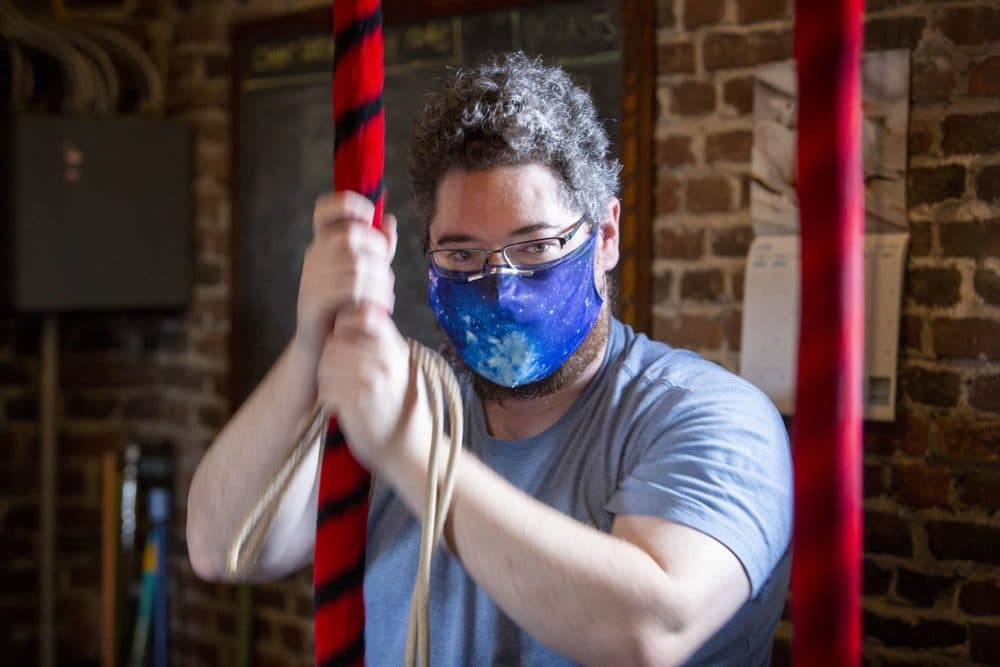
[738,49,911,422]
[740,233,909,421]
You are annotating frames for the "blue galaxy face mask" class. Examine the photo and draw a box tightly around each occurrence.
[427,227,603,388]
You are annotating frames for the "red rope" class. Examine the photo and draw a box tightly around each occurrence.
[791,1,865,665]
[314,1,384,665]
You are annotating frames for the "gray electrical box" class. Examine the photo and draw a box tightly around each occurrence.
[1,115,192,311]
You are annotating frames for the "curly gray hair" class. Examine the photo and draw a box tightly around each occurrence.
[408,52,621,232]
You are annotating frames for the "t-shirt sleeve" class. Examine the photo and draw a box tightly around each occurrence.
[604,375,792,597]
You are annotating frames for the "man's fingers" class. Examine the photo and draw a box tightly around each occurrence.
[331,301,389,340]
[312,191,376,237]
[382,213,399,262]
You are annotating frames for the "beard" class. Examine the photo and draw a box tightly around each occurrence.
[440,298,612,404]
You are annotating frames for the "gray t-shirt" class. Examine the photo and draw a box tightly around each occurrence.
[364,319,793,666]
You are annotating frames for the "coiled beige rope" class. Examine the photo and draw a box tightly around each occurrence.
[226,339,463,667]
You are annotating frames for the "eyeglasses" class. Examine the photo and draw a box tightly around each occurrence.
[426,216,590,282]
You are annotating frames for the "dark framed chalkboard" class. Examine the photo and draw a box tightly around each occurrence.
[231,0,653,402]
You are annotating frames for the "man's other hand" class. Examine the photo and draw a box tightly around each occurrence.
[294,191,398,364]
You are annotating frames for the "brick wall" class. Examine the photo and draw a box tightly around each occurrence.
[2,0,997,664]
[1,0,321,664]
[654,0,1000,664]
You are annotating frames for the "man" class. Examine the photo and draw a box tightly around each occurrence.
[187,53,792,666]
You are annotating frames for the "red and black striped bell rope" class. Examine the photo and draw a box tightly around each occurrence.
[313,1,384,665]
[791,0,865,665]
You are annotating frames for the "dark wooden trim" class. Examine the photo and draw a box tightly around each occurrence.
[618,0,655,334]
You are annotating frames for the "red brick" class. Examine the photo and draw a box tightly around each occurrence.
[686,176,732,213]
[975,165,1000,203]
[864,464,887,498]
[670,80,716,116]
[864,17,926,52]
[706,130,753,162]
[653,271,673,303]
[969,56,1000,97]
[723,77,754,114]
[63,395,117,420]
[891,463,951,509]
[655,227,704,259]
[59,357,155,390]
[59,431,125,456]
[895,567,955,608]
[731,270,744,300]
[654,314,724,349]
[940,220,1000,259]
[970,623,1000,664]
[933,317,1000,360]
[862,611,965,649]
[908,165,965,205]
[159,365,208,391]
[655,135,694,166]
[937,6,1000,46]
[927,519,1000,565]
[712,225,753,256]
[864,510,913,557]
[198,404,224,429]
[657,173,681,214]
[908,223,932,256]
[681,269,725,301]
[937,416,1000,461]
[684,0,724,29]
[703,31,792,70]
[908,121,934,157]
[905,267,961,307]
[724,309,741,349]
[942,113,1000,155]
[900,315,923,354]
[974,269,1000,305]
[863,558,892,596]
[863,413,929,456]
[901,365,961,407]
[959,579,1000,615]
[957,469,1000,512]
[737,0,789,23]
[658,41,695,74]
[970,375,1000,413]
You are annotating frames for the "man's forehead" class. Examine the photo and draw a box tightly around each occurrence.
[429,165,576,238]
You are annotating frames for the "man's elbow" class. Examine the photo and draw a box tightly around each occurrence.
[186,513,227,582]
[622,622,697,667]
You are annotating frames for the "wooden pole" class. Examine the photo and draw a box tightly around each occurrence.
[102,451,119,667]
[40,315,58,667]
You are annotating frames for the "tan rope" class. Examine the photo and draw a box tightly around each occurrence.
[225,339,464,667]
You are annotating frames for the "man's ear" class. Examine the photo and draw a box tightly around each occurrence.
[596,197,621,273]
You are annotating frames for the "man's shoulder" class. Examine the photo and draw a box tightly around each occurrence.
[610,319,759,396]
[606,319,785,440]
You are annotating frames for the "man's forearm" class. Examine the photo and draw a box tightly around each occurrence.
[380,437,692,666]
[186,338,320,580]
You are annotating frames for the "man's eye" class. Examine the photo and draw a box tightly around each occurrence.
[524,241,557,254]
[446,249,475,261]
